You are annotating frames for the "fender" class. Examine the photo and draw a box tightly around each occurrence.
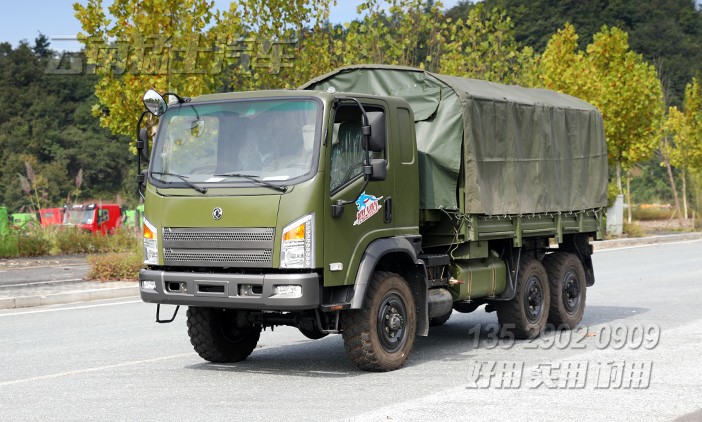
[348,235,429,336]
[349,235,423,309]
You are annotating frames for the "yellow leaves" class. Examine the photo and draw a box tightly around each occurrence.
[665,78,702,170]
[540,23,664,172]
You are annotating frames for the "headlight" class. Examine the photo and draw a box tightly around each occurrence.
[143,217,159,265]
[280,213,315,268]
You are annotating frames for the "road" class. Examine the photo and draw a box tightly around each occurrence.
[0,255,88,287]
[1,240,701,421]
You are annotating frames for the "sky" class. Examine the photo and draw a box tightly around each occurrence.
[0,0,461,51]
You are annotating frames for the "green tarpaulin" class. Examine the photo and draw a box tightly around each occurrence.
[301,65,608,215]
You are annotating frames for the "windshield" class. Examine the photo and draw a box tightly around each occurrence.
[64,209,95,225]
[150,98,321,187]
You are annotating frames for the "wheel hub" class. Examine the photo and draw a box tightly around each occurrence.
[562,269,581,313]
[377,294,407,352]
[524,276,544,323]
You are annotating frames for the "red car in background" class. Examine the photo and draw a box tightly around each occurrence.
[63,203,123,234]
[37,208,65,227]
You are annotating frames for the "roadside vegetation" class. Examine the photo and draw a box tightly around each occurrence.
[0,227,139,258]
[0,226,143,281]
[86,249,142,281]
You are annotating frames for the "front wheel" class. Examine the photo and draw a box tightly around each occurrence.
[341,271,417,371]
[187,307,261,363]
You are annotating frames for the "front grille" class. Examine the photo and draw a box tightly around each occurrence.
[163,228,274,268]
[163,229,274,243]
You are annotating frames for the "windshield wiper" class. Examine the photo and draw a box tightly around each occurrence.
[213,172,287,192]
[150,171,208,194]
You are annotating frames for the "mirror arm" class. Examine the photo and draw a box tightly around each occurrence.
[163,91,191,104]
[331,179,370,219]
[136,111,149,199]
[335,96,373,168]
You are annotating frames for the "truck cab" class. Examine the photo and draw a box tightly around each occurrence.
[63,203,123,234]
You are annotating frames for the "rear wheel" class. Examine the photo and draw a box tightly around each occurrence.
[497,257,550,339]
[341,271,417,371]
[187,307,261,363]
[543,252,586,328]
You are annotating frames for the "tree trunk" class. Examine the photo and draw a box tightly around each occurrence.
[616,161,623,193]
[626,172,632,224]
[682,169,688,220]
[660,142,683,225]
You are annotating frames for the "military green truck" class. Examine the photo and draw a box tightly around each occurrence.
[138,65,607,371]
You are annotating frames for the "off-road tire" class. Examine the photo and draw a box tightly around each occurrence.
[340,271,417,371]
[187,307,261,363]
[429,310,452,326]
[543,252,586,329]
[497,257,550,339]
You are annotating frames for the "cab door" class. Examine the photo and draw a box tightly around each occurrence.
[323,101,395,288]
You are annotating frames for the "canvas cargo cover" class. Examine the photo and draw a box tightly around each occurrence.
[300,65,608,214]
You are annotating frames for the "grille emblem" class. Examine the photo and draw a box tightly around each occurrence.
[212,207,223,220]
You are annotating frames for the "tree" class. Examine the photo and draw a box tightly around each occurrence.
[74,0,226,138]
[439,3,536,85]
[219,0,335,90]
[0,37,132,212]
[469,0,702,106]
[665,78,702,219]
[540,25,665,209]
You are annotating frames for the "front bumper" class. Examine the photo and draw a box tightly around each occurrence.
[139,269,320,311]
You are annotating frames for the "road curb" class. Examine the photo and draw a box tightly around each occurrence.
[594,232,702,250]
[0,285,139,310]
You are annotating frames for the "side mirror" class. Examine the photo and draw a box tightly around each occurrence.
[138,127,149,162]
[368,158,387,182]
[143,89,167,116]
[366,111,386,152]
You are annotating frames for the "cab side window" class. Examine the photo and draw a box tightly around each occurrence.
[330,121,365,192]
[330,105,385,193]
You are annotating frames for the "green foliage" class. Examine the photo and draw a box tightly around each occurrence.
[439,3,536,84]
[472,0,702,106]
[0,226,139,258]
[86,249,143,281]
[539,24,665,193]
[1,227,54,258]
[0,38,132,212]
[74,0,225,139]
[607,182,620,207]
[0,235,19,258]
[665,78,702,172]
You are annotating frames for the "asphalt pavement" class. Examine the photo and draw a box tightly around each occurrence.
[0,237,701,421]
[0,255,137,310]
[0,232,700,310]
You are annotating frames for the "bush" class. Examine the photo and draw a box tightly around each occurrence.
[623,222,646,238]
[87,250,143,281]
[17,228,51,257]
[631,205,674,221]
[0,226,140,258]
[0,235,19,258]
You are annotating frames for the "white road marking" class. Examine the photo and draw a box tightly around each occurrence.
[0,353,196,387]
[0,299,143,317]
